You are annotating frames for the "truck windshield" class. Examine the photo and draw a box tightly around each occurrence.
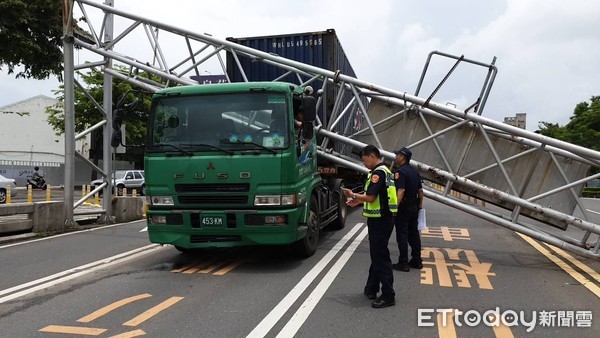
[147,92,290,152]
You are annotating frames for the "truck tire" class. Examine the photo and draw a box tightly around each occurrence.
[329,179,347,230]
[293,195,320,257]
[117,184,124,196]
[0,189,6,204]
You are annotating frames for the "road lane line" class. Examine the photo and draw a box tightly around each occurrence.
[437,310,457,338]
[122,296,184,327]
[516,233,600,298]
[39,325,107,335]
[547,245,600,283]
[246,222,366,338]
[78,293,153,323]
[0,245,164,304]
[0,244,160,300]
[585,208,600,216]
[277,226,368,337]
[0,220,147,249]
[488,314,515,338]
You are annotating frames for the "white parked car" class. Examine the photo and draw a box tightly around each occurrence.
[91,170,145,196]
[0,174,18,204]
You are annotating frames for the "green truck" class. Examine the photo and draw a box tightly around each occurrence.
[143,82,347,256]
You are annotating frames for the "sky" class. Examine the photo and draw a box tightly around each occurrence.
[1,0,599,131]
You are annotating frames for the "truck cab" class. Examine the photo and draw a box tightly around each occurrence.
[144,82,346,256]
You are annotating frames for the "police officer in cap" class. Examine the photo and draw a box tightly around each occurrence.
[392,147,424,272]
[343,145,398,308]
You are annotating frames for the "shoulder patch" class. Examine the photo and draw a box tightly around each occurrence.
[394,172,400,179]
[371,174,380,184]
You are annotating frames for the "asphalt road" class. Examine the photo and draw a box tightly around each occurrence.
[0,199,598,337]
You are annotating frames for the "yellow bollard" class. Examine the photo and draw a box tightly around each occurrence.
[482,200,486,208]
[27,185,33,203]
[94,191,100,206]
[46,185,51,201]
[474,198,478,205]
[81,185,86,200]
[84,185,91,205]
[6,185,11,204]
[143,200,148,217]
[123,187,128,197]
[132,189,137,197]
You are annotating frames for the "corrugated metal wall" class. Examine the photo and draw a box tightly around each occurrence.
[226,29,365,134]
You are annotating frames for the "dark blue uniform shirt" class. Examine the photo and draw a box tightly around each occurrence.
[394,164,422,203]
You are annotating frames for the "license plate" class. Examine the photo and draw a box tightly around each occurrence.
[201,216,224,227]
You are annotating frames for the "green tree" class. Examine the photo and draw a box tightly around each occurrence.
[46,66,154,169]
[0,0,63,79]
[536,96,600,151]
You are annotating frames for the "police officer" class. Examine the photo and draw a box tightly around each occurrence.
[343,145,398,308]
[392,147,424,272]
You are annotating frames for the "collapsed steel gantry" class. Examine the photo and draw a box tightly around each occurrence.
[61,0,600,259]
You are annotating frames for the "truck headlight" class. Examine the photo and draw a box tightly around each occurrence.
[149,196,174,206]
[254,194,296,206]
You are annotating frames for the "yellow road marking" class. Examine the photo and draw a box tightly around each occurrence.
[198,261,230,274]
[437,310,457,338]
[173,257,221,274]
[517,233,600,298]
[547,245,600,283]
[78,293,152,323]
[213,260,245,276]
[123,296,184,327]
[110,329,146,337]
[488,314,514,338]
[39,325,106,335]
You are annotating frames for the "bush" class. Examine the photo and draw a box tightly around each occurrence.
[581,187,600,198]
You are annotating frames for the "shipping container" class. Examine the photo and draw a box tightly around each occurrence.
[226,29,366,135]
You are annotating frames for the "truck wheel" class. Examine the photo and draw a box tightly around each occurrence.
[293,196,320,257]
[117,185,124,196]
[0,189,6,204]
[141,184,146,196]
[329,179,347,230]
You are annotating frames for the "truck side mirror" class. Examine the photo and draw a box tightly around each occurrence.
[301,96,317,122]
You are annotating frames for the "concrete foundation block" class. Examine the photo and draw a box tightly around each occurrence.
[110,197,144,223]
[33,201,65,233]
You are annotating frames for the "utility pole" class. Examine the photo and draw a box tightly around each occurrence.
[62,0,77,228]
[99,0,115,224]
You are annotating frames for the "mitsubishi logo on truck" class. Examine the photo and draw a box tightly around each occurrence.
[207,162,215,170]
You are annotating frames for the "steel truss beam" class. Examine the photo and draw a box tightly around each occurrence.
[66,0,600,258]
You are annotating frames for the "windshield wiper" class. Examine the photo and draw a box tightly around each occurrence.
[148,143,193,156]
[225,141,277,154]
[180,143,234,155]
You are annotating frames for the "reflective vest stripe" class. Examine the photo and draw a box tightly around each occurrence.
[363,165,398,218]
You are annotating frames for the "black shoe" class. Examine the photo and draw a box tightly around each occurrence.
[409,260,423,269]
[371,295,395,308]
[392,263,410,272]
[363,287,377,300]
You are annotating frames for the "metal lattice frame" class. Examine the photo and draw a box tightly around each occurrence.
[63,0,600,259]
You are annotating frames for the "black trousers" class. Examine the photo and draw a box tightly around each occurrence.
[395,203,422,264]
[365,216,395,298]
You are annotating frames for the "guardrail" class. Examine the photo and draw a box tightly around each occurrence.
[0,197,145,235]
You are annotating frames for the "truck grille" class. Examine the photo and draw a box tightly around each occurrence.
[178,195,248,204]
[175,183,250,193]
